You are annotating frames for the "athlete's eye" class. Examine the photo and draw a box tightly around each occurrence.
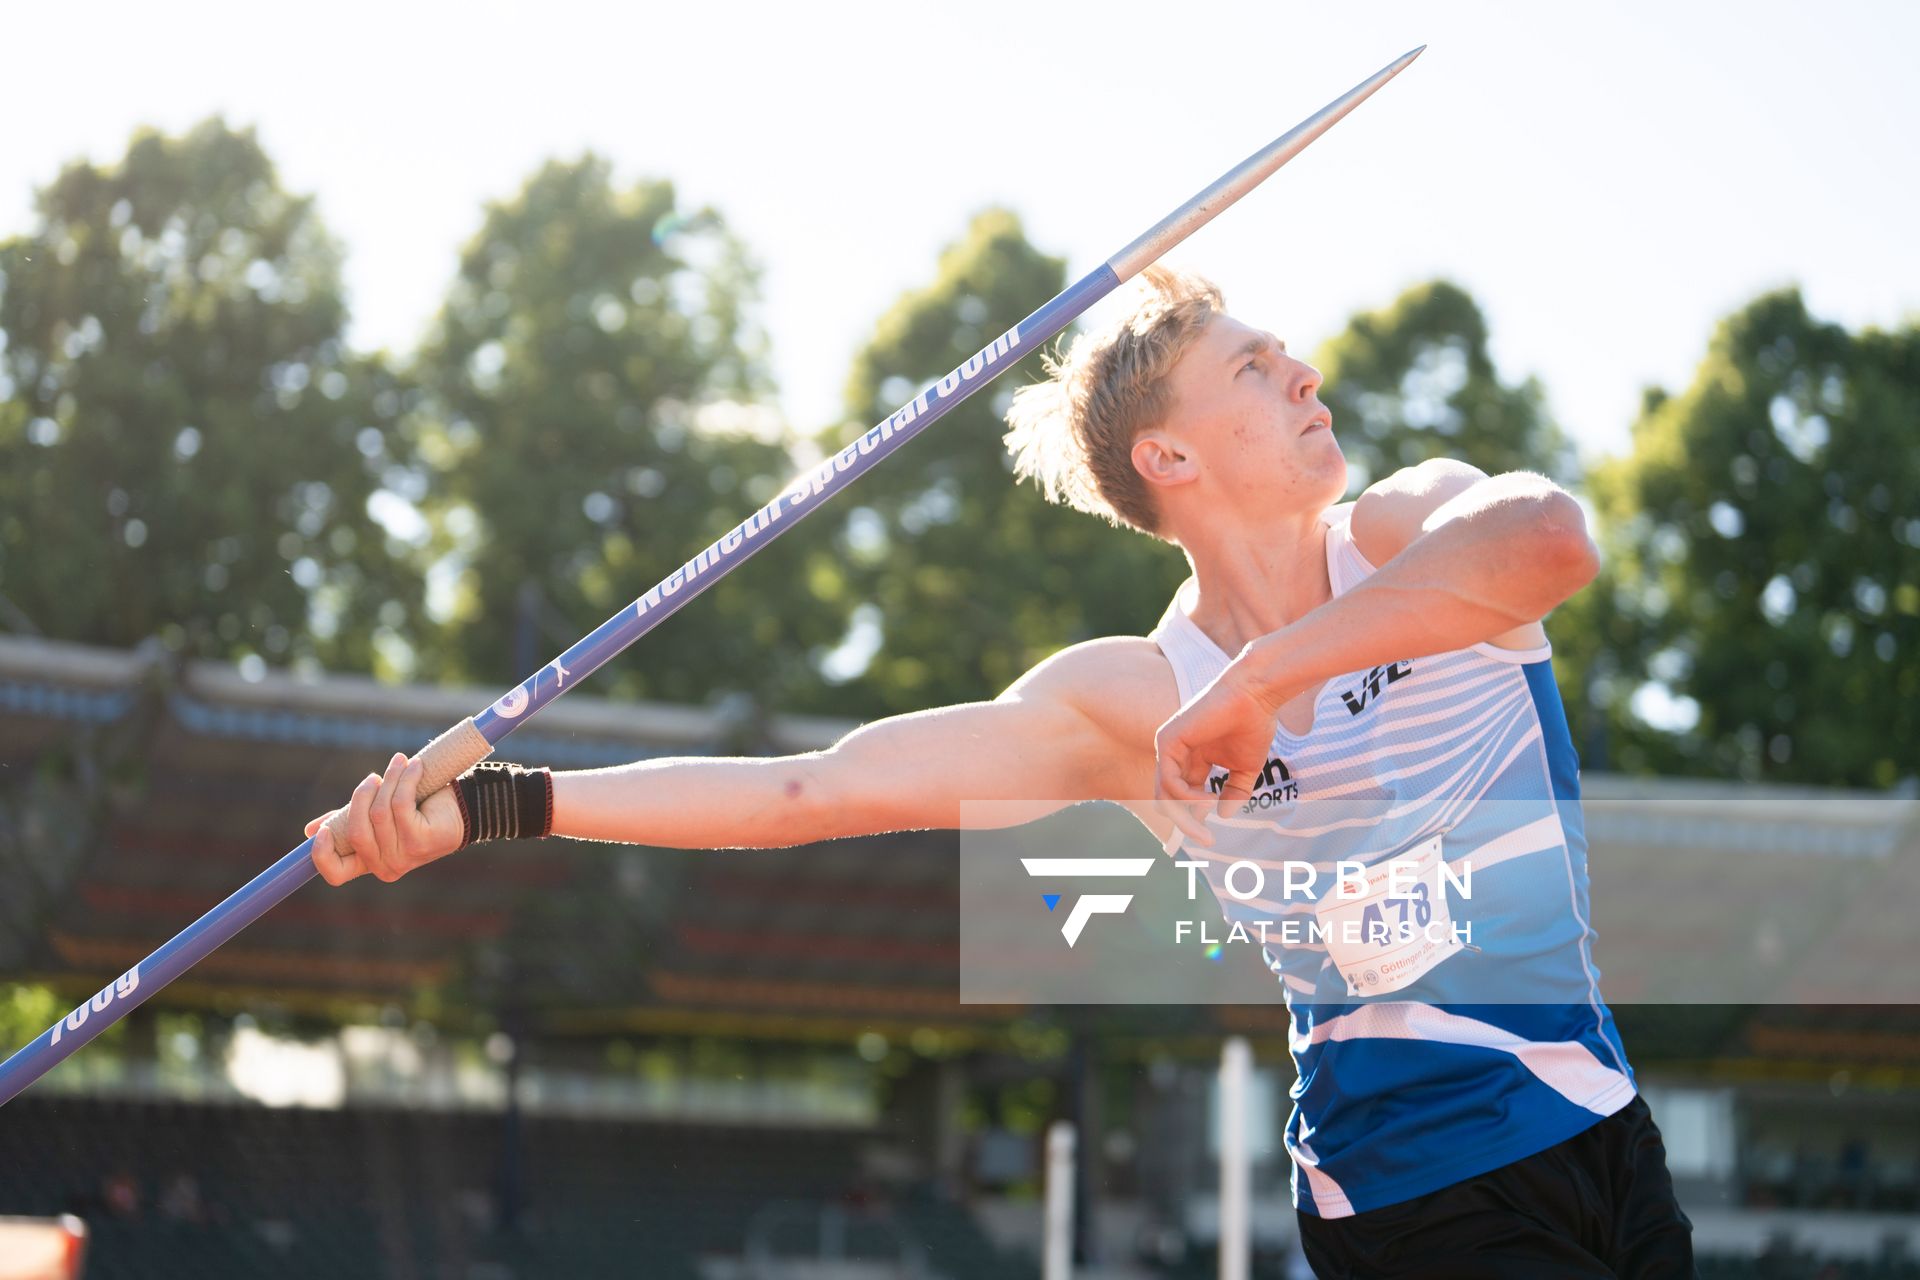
[1240,358,1260,375]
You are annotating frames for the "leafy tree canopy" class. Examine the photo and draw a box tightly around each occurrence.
[813,209,1187,717]
[1313,279,1575,489]
[0,120,424,671]
[414,156,841,706]
[1588,289,1918,787]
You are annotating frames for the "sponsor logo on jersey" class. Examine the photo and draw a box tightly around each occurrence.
[1339,660,1413,716]
[1209,755,1298,808]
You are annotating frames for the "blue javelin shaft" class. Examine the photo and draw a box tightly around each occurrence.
[0,46,1423,1107]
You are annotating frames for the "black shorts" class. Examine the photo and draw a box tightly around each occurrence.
[1297,1095,1697,1279]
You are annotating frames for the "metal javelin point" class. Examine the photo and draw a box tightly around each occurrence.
[0,45,1427,1107]
[1107,45,1424,281]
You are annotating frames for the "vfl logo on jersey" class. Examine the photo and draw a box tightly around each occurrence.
[1209,756,1298,810]
[1021,857,1156,947]
[1340,661,1413,716]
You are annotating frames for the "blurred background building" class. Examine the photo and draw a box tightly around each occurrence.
[3,634,1918,1278]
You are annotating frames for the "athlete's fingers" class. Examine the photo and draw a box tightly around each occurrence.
[1156,763,1216,845]
[367,752,408,881]
[309,812,359,887]
[1154,767,1214,847]
[1153,725,1220,845]
[1155,756,1209,808]
[346,771,386,881]
[1182,744,1225,800]
[392,758,427,858]
[304,814,323,838]
[1214,770,1256,819]
[1161,797,1214,847]
[308,818,334,881]
[1154,734,1203,802]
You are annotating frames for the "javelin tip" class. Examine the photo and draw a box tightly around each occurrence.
[1104,46,1430,281]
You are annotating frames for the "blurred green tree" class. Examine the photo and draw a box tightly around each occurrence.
[0,120,425,672]
[415,156,840,706]
[1585,289,1918,787]
[1310,280,1616,750]
[0,984,63,1056]
[813,209,1187,717]
[1313,280,1576,490]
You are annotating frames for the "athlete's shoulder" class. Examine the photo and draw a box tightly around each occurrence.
[1003,636,1179,740]
[1350,458,1490,564]
[1008,635,1176,698]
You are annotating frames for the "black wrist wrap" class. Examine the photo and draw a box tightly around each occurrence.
[453,762,554,847]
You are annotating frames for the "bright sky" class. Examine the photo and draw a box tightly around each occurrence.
[5,1,1916,462]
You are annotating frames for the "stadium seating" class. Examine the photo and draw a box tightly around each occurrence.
[0,1095,1032,1278]
[20,1095,1920,1279]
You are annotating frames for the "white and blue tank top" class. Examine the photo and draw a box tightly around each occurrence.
[1149,502,1635,1218]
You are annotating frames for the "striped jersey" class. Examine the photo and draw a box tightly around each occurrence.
[1149,502,1635,1218]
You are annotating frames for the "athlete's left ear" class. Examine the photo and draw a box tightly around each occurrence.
[1132,432,1200,492]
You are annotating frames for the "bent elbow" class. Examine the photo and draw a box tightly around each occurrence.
[1568,529,1602,591]
[1534,490,1599,595]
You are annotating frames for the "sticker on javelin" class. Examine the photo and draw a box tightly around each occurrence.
[631,321,1024,621]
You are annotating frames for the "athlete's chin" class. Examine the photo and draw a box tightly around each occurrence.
[1308,444,1350,506]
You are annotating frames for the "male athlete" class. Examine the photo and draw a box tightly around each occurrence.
[309,270,1695,1277]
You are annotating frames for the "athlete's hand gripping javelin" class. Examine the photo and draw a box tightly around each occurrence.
[304,752,464,885]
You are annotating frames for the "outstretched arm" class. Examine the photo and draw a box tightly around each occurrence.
[309,638,1165,885]
[1155,462,1597,831]
[549,651,1129,850]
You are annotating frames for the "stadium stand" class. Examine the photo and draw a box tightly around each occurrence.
[5,634,1920,1277]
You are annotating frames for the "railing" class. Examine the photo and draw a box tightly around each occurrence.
[21,1052,878,1128]
[742,1200,931,1280]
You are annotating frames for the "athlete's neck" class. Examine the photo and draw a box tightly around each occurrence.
[1178,507,1332,654]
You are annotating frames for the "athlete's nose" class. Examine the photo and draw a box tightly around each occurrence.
[1292,361,1323,404]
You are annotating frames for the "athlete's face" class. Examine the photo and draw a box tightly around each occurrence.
[1156,313,1348,516]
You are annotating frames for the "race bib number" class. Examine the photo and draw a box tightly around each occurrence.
[1312,833,1463,997]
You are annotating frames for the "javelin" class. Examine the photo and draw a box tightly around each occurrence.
[0,46,1425,1106]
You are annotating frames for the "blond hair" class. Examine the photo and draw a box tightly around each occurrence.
[1003,266,1223,537]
